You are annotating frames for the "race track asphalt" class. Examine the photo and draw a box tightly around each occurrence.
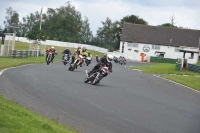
[0,59,200,133]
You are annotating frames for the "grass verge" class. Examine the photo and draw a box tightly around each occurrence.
[0,56,61,70]
[0,94,77,133]
[130,63,200,91]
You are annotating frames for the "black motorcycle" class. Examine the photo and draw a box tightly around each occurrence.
[62,54,70,65]
[84,66,110,85]
[113,56,119,63]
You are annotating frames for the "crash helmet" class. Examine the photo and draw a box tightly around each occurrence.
[107,54,113,62]
[82,47,87,52]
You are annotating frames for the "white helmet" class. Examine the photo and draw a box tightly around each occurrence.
[107,54,113,62]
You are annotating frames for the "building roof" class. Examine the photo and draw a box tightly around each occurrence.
[121,23,200,48]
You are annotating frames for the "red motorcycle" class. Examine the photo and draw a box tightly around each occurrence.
[46,51,52,65]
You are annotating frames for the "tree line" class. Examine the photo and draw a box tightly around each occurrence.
[2,2,183,50]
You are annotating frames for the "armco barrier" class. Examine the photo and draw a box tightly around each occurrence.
[150,56,177,64]
[188,64,200,73]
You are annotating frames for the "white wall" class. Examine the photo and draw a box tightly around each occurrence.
[5,36,108,53]
[119,41,199,64]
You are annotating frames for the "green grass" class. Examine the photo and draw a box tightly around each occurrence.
[0,56,61,70]
[130,63,200,91]
[163,76,200,91]
[0,94,78,133]
[130,63,200,76]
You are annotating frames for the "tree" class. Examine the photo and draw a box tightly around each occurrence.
[4,7,19,33]
[159,15,178,28]
[80,16,93,44]
[26,22,46,41]
[95,15,148,50]
[120,15,148,25]
[115,15,148,49]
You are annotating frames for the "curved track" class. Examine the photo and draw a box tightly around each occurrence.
[0,60,200,133]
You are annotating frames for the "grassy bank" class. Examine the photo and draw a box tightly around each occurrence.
[130,63,200,91]
[13,41,105,57]
[0,56,61,70]
[0,94,77,133]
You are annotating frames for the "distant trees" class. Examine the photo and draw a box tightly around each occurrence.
[96,15,148,50]
[2,3,149,50]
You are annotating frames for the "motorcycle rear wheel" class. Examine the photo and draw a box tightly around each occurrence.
[68,65,72,71]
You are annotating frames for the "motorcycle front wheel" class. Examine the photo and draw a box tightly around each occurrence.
[92,78,99,85]
[84,78,89,83]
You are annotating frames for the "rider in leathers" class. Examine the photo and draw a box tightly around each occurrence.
[88,54,113,77]
[62,48,71,60]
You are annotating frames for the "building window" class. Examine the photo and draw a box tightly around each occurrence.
[127,43,133,47]
[132,43,138,47]
[127,43,138,48]
[152,45,160,50]
[175,47,179,52]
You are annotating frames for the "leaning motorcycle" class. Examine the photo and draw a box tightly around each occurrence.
[119,58,126,65]
[62,54,70,65]
[113,56,119,63]
[85,56,92,66]
[68,55,83,71]
[84,66,109,85]
[46,51,52,65]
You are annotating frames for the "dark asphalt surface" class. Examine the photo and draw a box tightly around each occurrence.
[0,59,200,133]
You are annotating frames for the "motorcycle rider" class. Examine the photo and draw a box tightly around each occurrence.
[87,52,92,58]
[46,46,56,62]
[70,46,81,64]
[88,54,113,77]
[79,47,88,67]
[96,55,100,63]
[62,47,71,60]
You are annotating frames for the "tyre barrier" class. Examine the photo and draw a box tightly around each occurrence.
[9,50,42,58]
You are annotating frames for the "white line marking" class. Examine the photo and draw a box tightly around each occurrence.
[0,60,60,76]
[0,64,35,76]
[153,74,200,93]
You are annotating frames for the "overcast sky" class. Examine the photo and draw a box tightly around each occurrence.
[0,0,200,35]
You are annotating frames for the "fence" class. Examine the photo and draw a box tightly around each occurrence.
[9,50,41,58]
[150,56,177,64]
[175,63,181,71]
[187,64,200,73]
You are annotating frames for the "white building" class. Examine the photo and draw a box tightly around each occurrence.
[119,23,200,64]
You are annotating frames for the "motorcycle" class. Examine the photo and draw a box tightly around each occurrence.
[46,51,52,65]
[84,66,109,85]
[96,56,100,63]
[113,56,119,63]
[68,55,84,71]
[85,56,92,66]
[118,58,126,65]
[62,54,70,65]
